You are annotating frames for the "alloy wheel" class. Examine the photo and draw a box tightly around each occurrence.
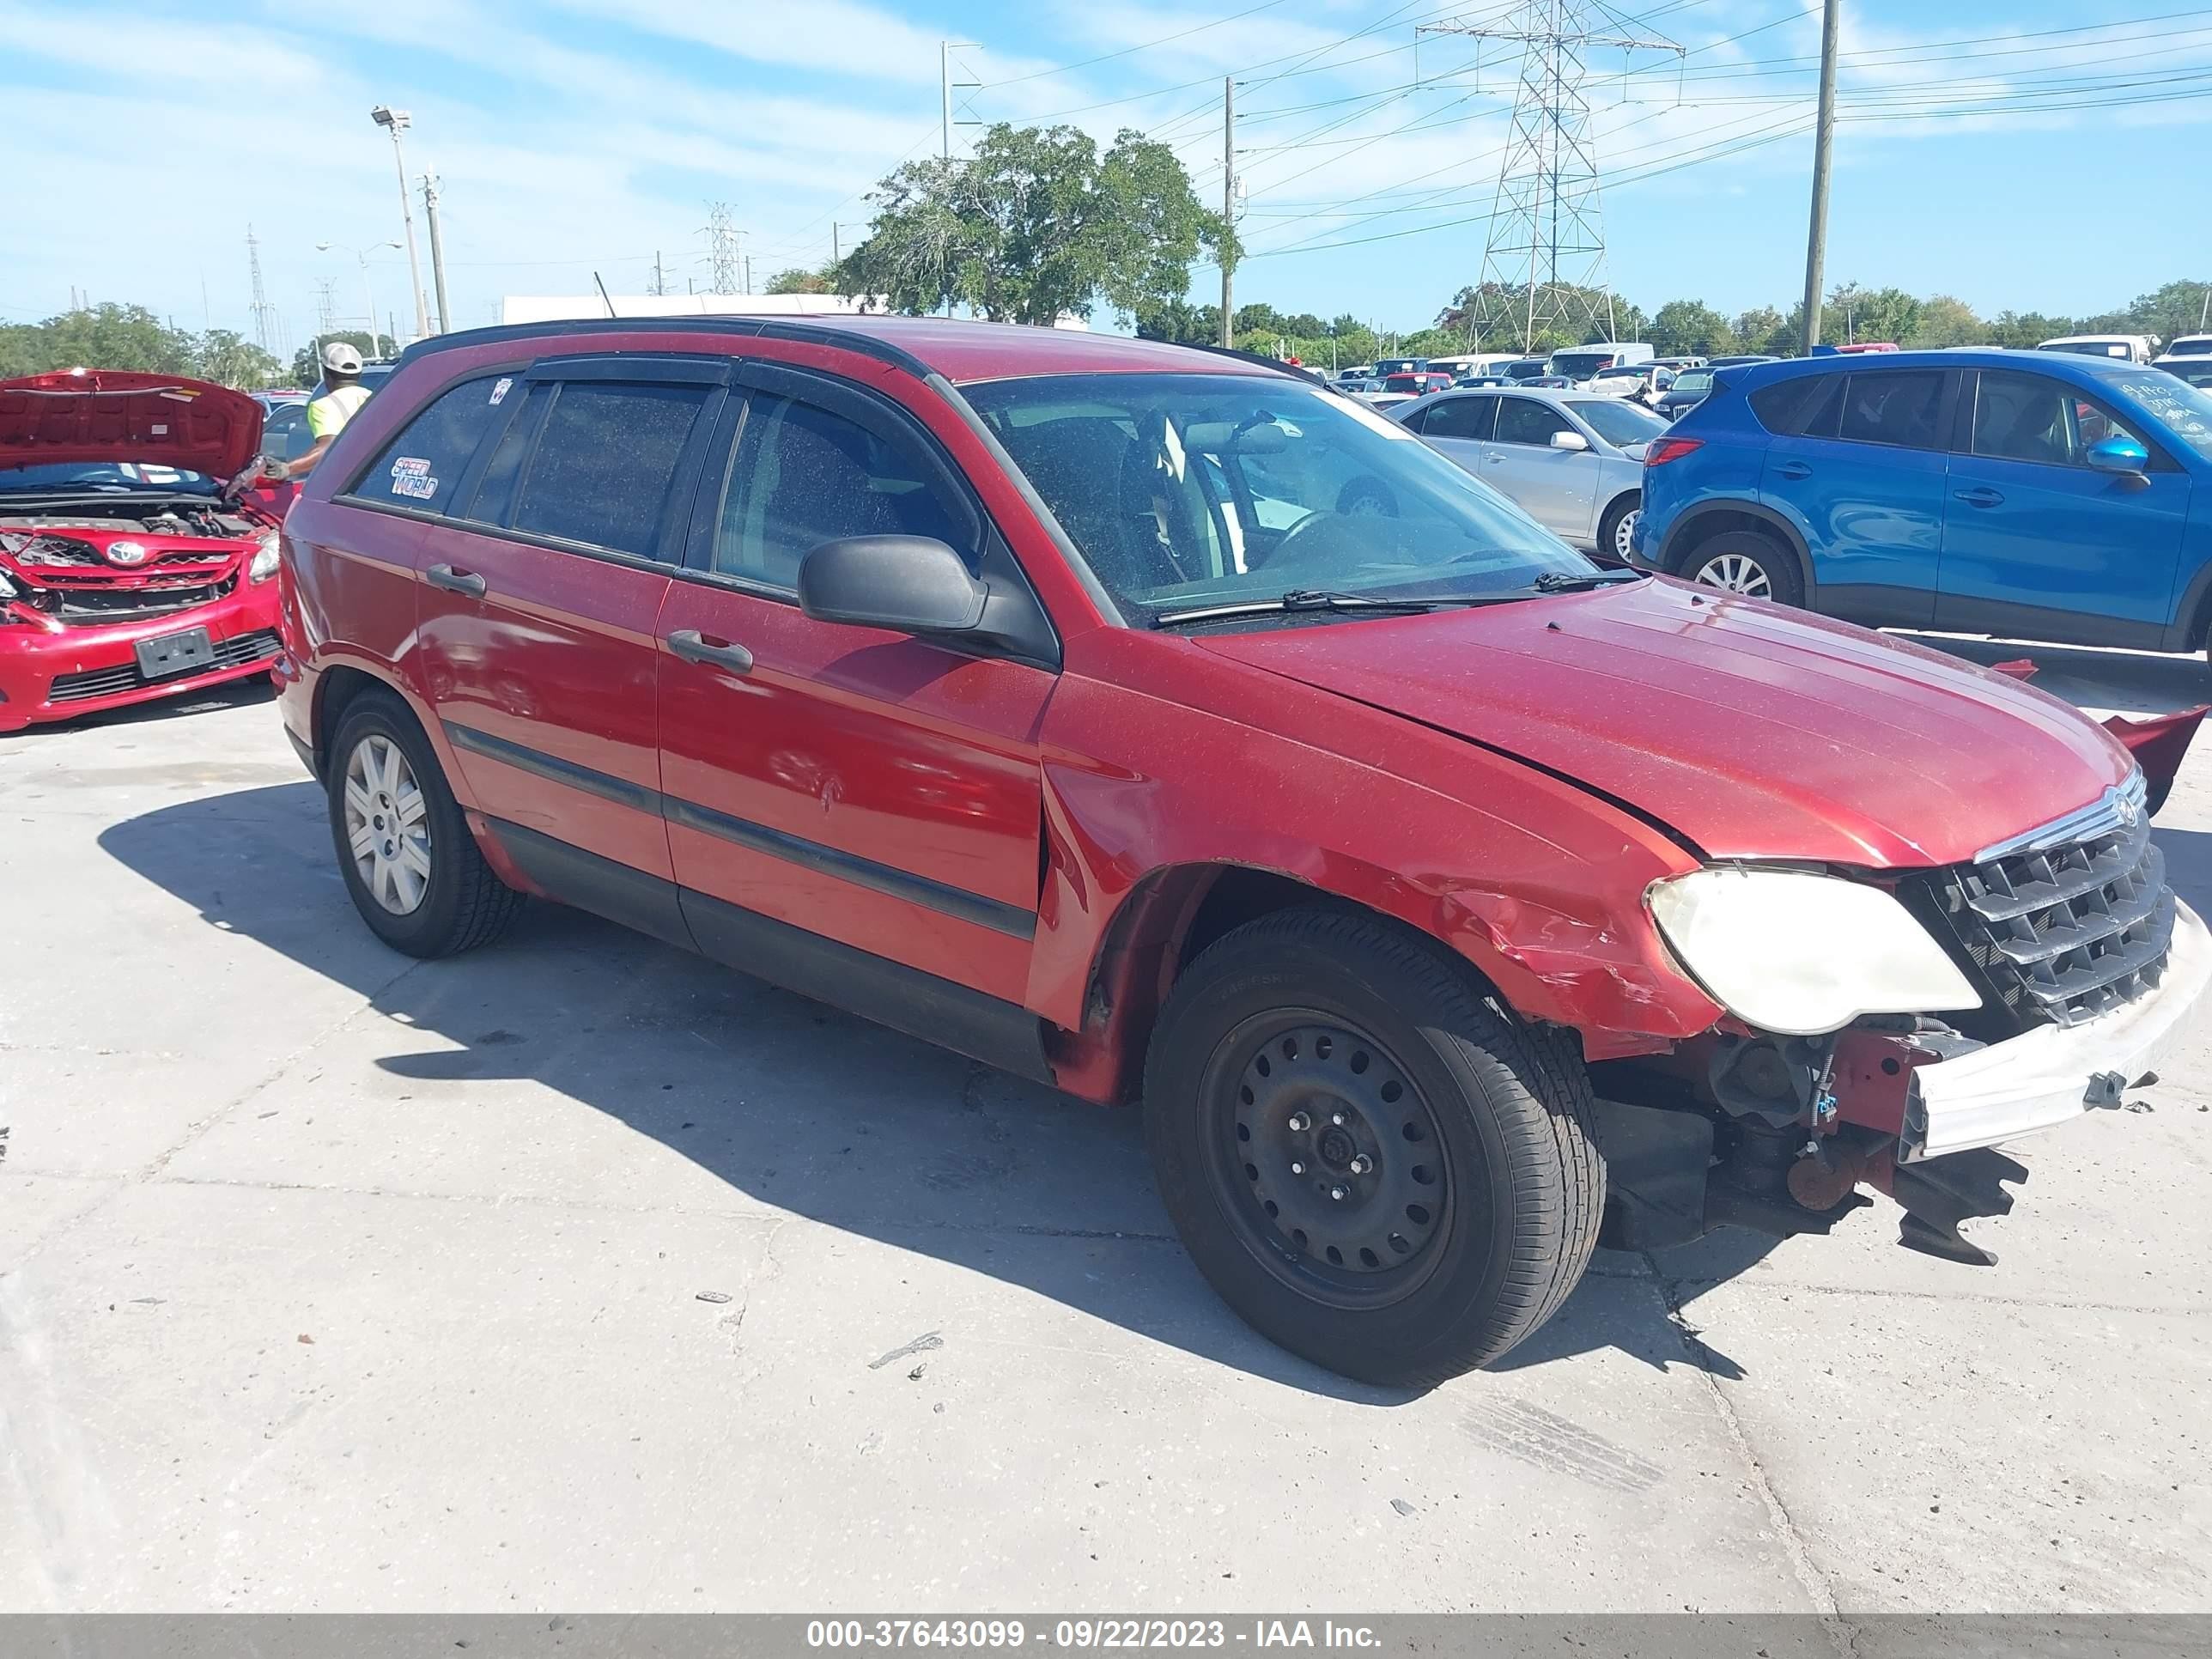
[343,733,433,915]
[1613,507,1640,562]
[1206,1018,1450,1308]
[1692,550,1771,597]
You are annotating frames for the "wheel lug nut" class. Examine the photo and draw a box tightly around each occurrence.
[1331,1112,1346,1127]
[1330,1185,1347,1201]
[1290,1161,1304,1176]
[1349,1155,1372,1175]
[1286,1112,1310,1132]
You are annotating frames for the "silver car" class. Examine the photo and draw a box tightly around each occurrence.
[1389,386,1665,563]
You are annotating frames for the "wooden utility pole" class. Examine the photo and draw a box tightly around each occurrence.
[1799,0,1841,356]
[1219,77,1235,347]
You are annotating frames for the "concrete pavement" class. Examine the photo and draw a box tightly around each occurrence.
[3,645,2209,1613]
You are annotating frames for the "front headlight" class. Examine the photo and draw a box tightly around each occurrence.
[1648,867,1980,1036]
[249,531,281,583]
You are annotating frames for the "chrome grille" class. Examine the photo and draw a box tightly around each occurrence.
[1928,774,2171,1029]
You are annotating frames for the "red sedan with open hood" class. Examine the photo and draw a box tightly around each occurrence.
[273,318,2210,1386]
[0,368,285,732]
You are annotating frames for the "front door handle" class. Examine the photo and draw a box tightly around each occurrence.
[1775,460,1812,480]
[665,629,755,675]
[425,563,486,598]
[1954,487,2005,508]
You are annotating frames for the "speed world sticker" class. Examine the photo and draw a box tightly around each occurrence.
[390,455,439,501]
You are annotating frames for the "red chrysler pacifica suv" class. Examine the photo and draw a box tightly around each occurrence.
[275,316,2207,1385]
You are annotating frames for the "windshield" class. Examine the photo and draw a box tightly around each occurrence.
[2166,337,2212,356]
[2105,368,2212,461]
[1566,398,1667,447]
[966,372,1592,623]
[1670,370,1715,394]
[2040,340,2131,359]
[1549,351,1616,378]
[0,460,222,496]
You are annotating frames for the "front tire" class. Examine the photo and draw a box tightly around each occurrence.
[1683,528,1805,607]
[1144,908,1603,1387]
[326,690,523,957]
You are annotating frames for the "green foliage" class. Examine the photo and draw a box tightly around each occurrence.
[1651,300,1737,358]
[842,123,1231,326]
[1134,297,1220,344]
[1907,295,1982,349]
[767,264,839,295]
[289,331,380,385]
[0,303,293,388]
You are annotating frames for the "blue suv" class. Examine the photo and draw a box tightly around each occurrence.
[1632,349,2212,653]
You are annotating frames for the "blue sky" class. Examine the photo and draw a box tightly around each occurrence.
[3,0,2207,357]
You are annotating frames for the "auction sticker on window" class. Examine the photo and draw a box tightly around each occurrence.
[390,456,439,501]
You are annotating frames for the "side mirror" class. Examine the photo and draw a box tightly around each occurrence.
[798,536,988,635]
[1550,429,1591,453]
[2087,434,2150,477]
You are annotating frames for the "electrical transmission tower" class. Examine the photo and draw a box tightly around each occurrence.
[702,203,741,296]
[314,280,337,337]
[1419,3,1681,351]
[246,224,277,351]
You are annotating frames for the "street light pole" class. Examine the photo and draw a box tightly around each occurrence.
[371,106,431,340]
[318,240,402,357]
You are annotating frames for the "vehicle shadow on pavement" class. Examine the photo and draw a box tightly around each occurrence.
[105,780,1753,1398]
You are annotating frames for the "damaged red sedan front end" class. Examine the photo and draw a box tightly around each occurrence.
[0,369,284,732]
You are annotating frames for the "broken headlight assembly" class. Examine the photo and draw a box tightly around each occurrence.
[249,530,281,584]
[1648,866,1980,1036]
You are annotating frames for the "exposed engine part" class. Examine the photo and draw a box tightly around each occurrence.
[1708,1031,1837,1127]
[1703,1119,1872,1240]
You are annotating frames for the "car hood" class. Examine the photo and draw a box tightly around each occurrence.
[0,369,263,480]
[1198,578,2131,869]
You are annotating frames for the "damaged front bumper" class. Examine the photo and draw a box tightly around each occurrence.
[0,581,283,732]
[1906,898,2212,1161]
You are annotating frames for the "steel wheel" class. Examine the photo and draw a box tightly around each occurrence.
[342,732,433,915]
[1205,1016,1450,1310]
[1692,550,1772,597]
[1612,505,1640,561]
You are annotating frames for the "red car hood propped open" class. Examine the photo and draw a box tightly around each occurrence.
[1199,579,2132,870]
[0,368,264,480]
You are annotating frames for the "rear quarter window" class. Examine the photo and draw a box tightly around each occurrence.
[1747,374,1841,437]
[350,375,507,512]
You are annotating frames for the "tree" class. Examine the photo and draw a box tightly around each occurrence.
[1908,295,1983,349]
[1650,300,1736,358]
[2118,277,2212,344]
[196,330,286,389]
[843,123,1231,326]
[767,264,838,295]
[1733,306,1786,355]
[1826,283,1919,347]
[290,331,380,385]
[0,303,199,379]
[1134,297,1219,344]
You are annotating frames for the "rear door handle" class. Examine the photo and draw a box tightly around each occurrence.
[1775,460,1812,480]
[1954,487,2005,508]
[425,563,486,598]
[665,629,755,675]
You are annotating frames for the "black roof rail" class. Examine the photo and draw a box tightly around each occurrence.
[386,313,942,382]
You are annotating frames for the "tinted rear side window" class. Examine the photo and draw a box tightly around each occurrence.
[1421,397,1497,441]
[1836,370,1946,449]
[353,375,504,512]
[1748,374,1843,437]
[512,382,711,558]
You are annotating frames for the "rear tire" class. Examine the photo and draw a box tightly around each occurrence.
[1682,528,1805,607]
[1596,491,1641,567]
[326,690,522,957]
[1143,908,1603,1388]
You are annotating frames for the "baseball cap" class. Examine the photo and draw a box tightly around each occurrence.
[321,341,365,374]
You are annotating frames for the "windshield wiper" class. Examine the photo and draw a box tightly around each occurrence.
[1531,568,1644,592]
[1154,588,1537,628]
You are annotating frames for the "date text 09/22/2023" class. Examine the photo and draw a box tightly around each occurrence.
[805,1620,1382,1650]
